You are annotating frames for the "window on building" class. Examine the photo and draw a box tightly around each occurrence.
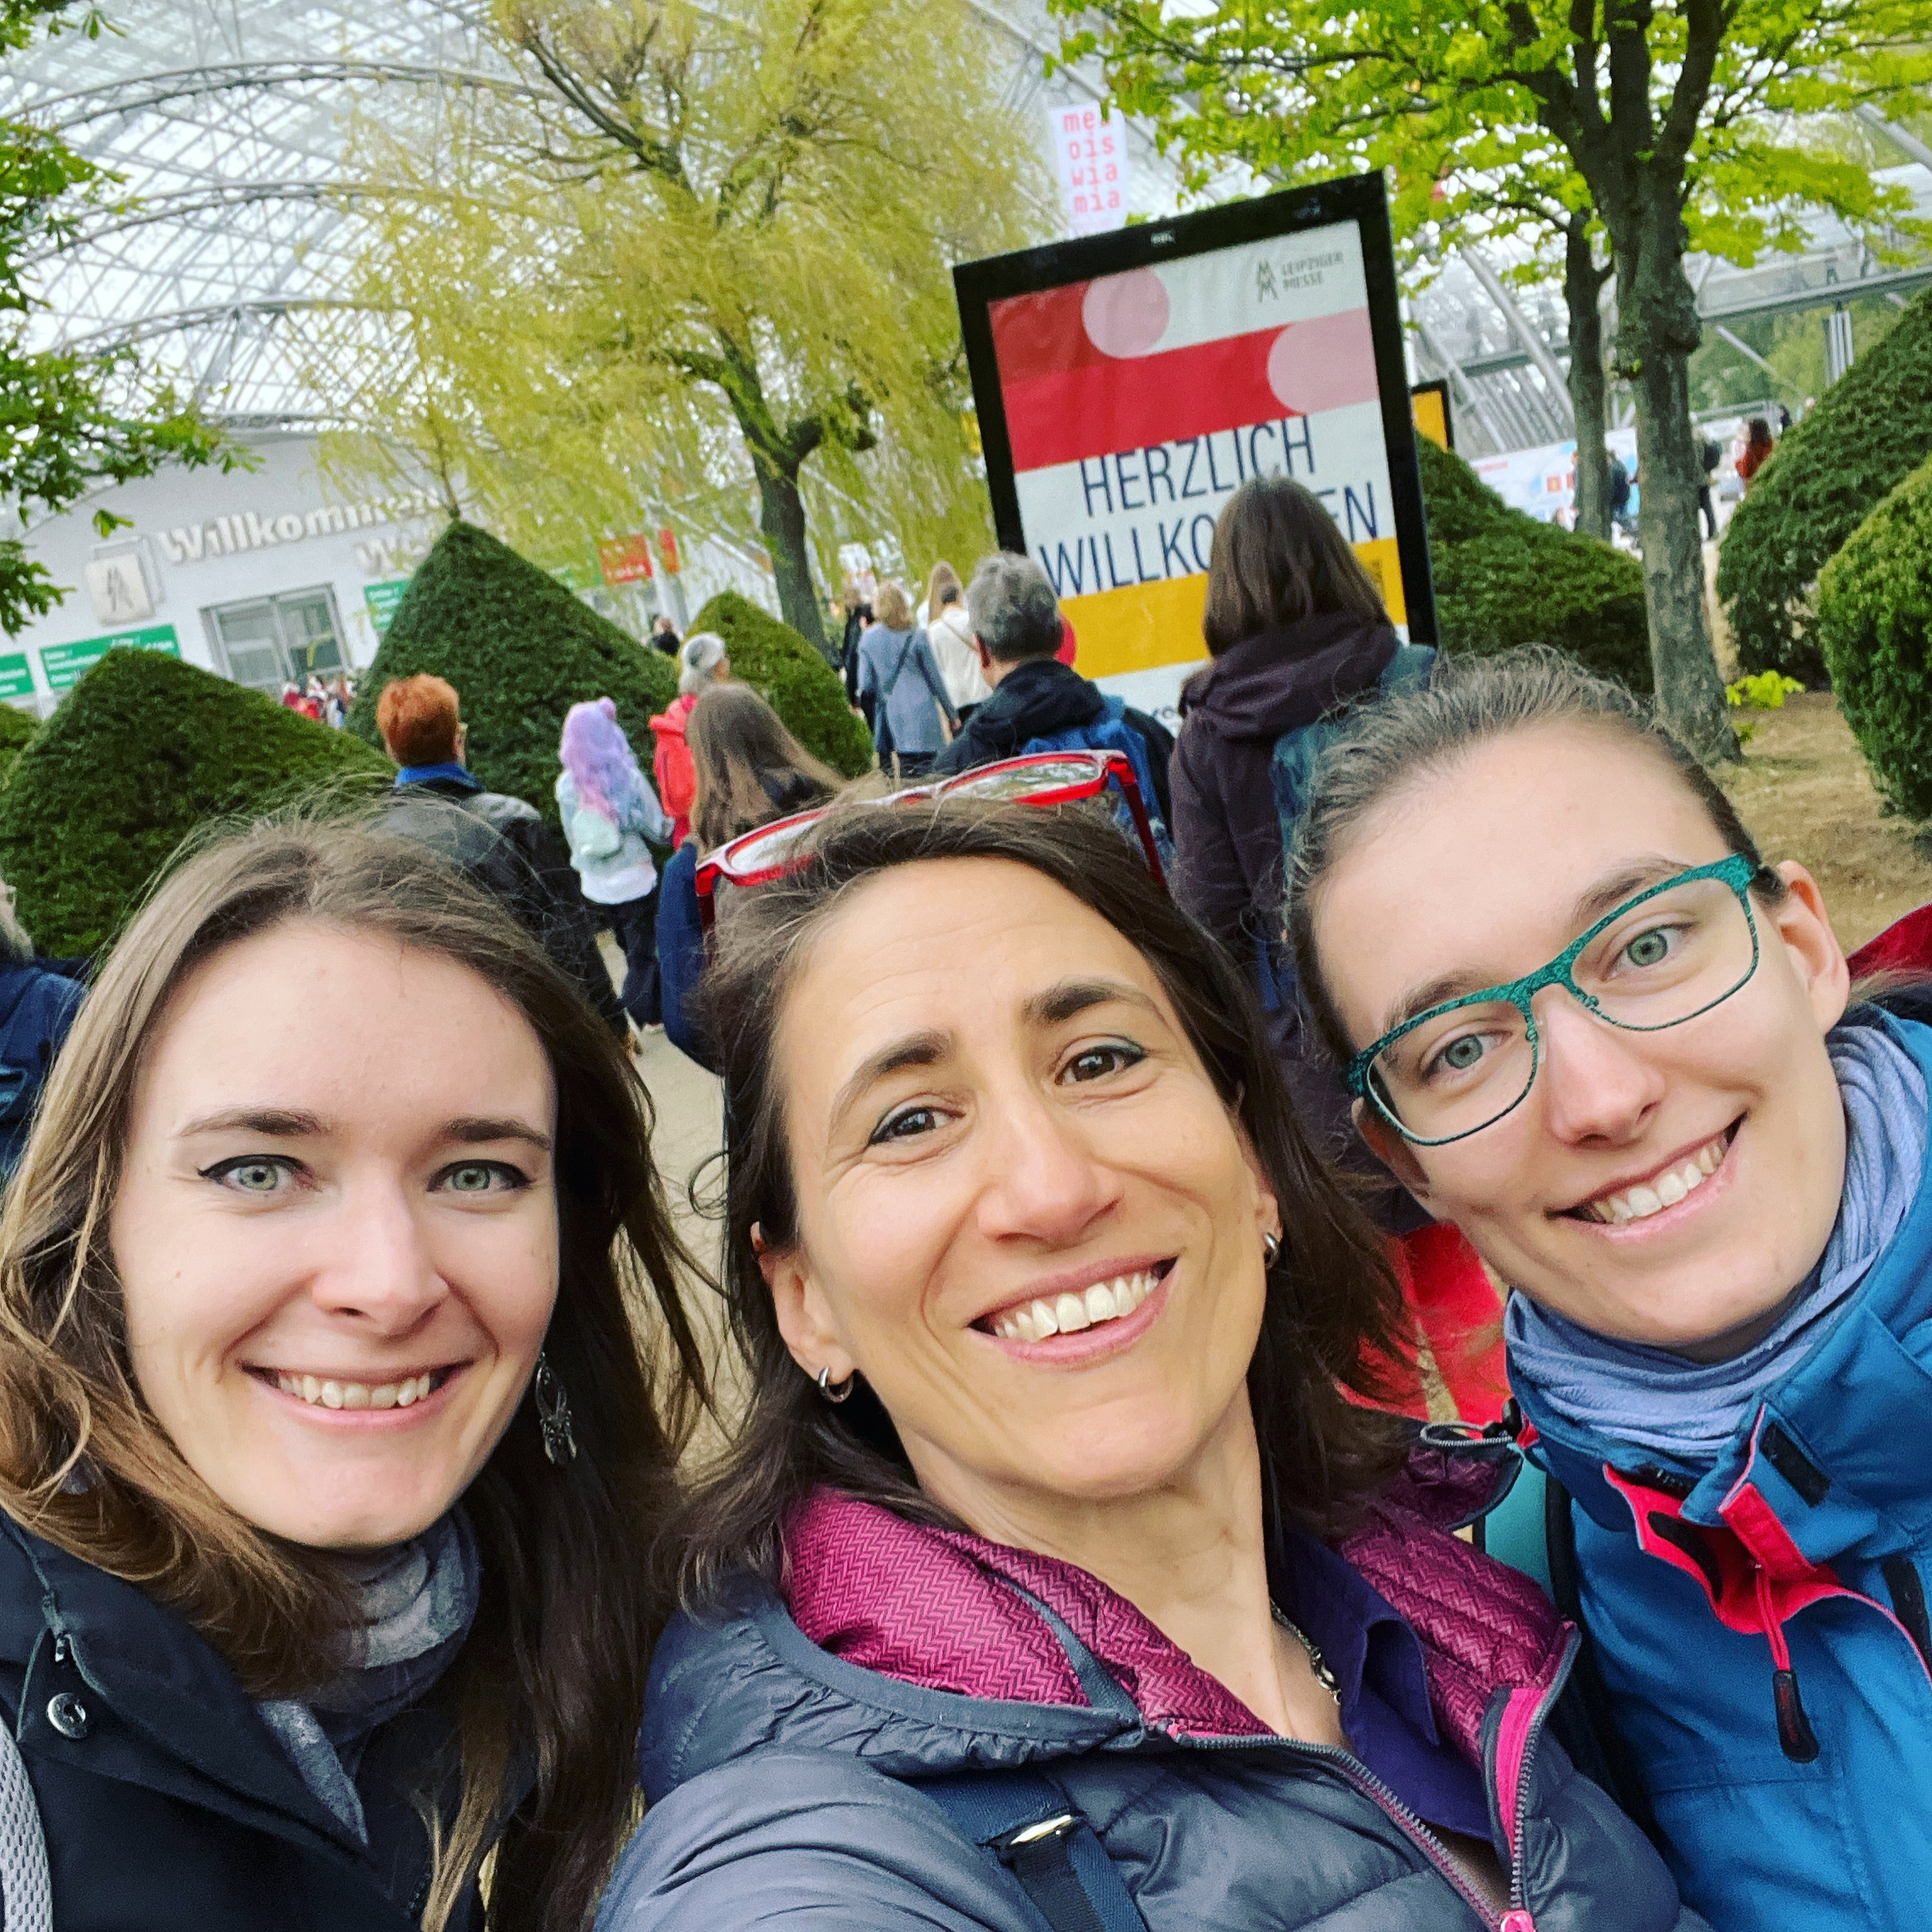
[204,586,346,695]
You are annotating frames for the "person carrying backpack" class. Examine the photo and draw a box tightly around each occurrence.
[931,553,1174,829]
[1169,475,1428,1185]
[0,886,82,1181]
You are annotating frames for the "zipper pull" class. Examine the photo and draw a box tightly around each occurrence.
[1774,1667,1819,1763]
[1500,1912,1537,1932]
[51,1635,67,1668]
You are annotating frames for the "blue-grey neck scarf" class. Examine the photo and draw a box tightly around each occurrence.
[257,1511,479,1843]
[1505,1019,1928,1469]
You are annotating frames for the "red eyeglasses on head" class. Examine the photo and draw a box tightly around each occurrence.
[693,750,1165,934]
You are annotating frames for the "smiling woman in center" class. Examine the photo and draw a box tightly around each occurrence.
[596,798,1702,1932]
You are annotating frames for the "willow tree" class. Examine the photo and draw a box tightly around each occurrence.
[341,0,1046,648]
[1061,0,1932,761]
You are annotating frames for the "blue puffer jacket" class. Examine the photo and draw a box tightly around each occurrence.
[601,1452,1704,1931]
[1516,1008,1932,1932]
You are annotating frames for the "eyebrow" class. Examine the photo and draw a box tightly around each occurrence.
[1374,857,1705,1040]
[828,1029,951,1133]
[175,1108,551,1153]
[1023,977,1160,1027]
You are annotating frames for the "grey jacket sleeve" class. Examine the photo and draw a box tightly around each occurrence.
[596,1752,1034,1932]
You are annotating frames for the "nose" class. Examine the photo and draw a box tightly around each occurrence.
[972,1083,1124,1248]
[307,1170,446,1336]
[1532,988,1668,1146]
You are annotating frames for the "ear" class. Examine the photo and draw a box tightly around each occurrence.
[1352,1097,1440,1216]
[759,1240,855,1387]
[1768,862,1849,1034]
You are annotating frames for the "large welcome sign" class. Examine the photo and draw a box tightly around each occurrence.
[955,174,1433,723]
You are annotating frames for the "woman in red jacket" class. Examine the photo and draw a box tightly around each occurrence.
[652,631,730,844]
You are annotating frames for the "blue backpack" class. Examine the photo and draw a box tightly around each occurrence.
[1020,699,1173,869]
[1269,643,1436,845]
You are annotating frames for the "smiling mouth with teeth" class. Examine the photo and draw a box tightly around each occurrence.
[263,1368,450,1411]
[984,1266,1166,1343]
[1572,1127,1734,1225]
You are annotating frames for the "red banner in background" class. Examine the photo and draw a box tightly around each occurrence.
[657,527,681,575]
[597,534,654,585]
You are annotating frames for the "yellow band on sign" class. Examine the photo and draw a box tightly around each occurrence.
[1064,536,1406,682]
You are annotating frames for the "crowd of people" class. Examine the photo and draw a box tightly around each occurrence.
[280,669,357,726]
[0,470,1919,1932]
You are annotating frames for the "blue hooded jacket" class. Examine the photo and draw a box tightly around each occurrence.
[1515,1009,1932,1932]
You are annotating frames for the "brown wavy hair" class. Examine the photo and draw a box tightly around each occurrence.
[669,798,1411,1607]
[0,819,706,1932]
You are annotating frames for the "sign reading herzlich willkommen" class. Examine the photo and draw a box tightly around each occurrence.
[953,173,1435,724]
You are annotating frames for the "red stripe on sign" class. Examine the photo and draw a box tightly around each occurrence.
[989,281,1101,385]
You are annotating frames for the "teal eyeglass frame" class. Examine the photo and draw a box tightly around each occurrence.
[1346,853,1764,1147]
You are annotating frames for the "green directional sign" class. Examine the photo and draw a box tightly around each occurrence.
[40,622,179,692]
[364,580,411,636]
[0,654,33,702]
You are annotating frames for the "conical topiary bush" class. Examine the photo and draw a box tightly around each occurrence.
[347,520,679,823]
[687,590,874,778]
[0,703,36,790]
[0,649,388,957]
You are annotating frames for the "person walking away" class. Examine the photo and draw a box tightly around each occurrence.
[933,552,1173,831]
[655,684,842,1070]
[652,614,682,657]
[1737,416,1776,493]
[0,880,81,1180]
[1169,474,1430,1185]
[1607,452,1635,537]
[652,633,730,848]
[855,581,955,781]
[557,697,673,1031]
[839,589,873,712]
[376,673,624,1034]
[0,819,704,1932]
[923,561,992,727]
[1698,435,1723,541]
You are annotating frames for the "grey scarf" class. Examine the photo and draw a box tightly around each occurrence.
[1506,1019,1929,1469]
[257,1512,480,1843]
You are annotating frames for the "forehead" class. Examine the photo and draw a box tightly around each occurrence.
[777,858,1165,1076]
[1315,724,1731,1035]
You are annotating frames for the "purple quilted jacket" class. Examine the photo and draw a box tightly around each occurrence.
[602,1446,1708,1932]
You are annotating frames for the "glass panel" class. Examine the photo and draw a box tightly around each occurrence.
[211,600,289,694]
[277,592,344,676]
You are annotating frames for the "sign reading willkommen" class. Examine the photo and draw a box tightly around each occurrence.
[953,174,1433,722]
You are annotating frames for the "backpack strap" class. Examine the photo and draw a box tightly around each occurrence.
[0,1708,52,1931]
[916,1768,1148,1932]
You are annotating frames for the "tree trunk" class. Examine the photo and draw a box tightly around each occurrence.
[751,450,828,654]
[1614,192,1737,762]
[1564,222,1612,545]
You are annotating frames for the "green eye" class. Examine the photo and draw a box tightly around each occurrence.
[1441,1035,1486,1071]
[228,1160,283,1193]
[1623,928,1673,969]
[445,1163,496,1193]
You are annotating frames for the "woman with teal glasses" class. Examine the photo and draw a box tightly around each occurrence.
[1287,647,1932,1932]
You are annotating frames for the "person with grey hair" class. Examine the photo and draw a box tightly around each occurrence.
[652,631,731,845]
[933,552,1175,828]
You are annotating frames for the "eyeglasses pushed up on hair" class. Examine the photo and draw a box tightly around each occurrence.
[693,750,1165,936]
[1347,854,1768,1146]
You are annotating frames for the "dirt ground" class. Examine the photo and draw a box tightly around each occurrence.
[1718,692,1932,953]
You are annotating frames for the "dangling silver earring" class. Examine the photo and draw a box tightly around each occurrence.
[1261,1229,1282,1267]
[816,1365,855,1404]
[533,1353,577,1465]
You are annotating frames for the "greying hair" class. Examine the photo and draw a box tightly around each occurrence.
[678,630,727,695]
[966,551,1062,662]
[1285,647,1782,1066]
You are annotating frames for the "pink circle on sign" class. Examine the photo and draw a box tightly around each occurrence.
[1265,309,1379,415]
[1082,269,1170,359]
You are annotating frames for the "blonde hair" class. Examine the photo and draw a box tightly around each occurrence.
[873,580,913,630]
[0,817,704,1932]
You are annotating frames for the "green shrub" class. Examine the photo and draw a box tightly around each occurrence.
[347,520,679,823]
[1817,453,1932,819]
[687,589,873,778]
[0,703,35,789]
[0,651,387,956]
[1416,437,1653,692]
[1718,286,1932,685]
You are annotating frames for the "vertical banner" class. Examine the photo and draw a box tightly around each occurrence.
[954,174,1433,724]
[1045,104,1130,238]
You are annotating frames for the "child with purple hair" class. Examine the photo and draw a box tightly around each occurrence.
[556,697,673,1029]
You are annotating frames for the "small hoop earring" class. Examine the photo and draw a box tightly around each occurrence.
[816,1365,856,1404]
[533,1352,578,1466]
[1261,1229,1281,1267]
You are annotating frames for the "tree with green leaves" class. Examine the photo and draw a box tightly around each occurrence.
[1059,0,1932,760]
[0,1,238,636]
[340,0,1046,652]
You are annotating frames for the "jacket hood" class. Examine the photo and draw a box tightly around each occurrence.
[976,657,1105,747]
[1180,613,1396,742]
[641,1440,1557,1804]
[650,695,697,740]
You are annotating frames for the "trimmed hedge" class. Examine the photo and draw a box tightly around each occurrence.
[0,704,35,790]
[0,650,387,956]
[347,520,679,823]
[1818,452,1932,819]
[687,590,873,778]
[1417,437,1653,693]
[1718,286,1932,685]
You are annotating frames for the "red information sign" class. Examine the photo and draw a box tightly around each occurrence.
[657,527,681,576]
[596,534,654,585]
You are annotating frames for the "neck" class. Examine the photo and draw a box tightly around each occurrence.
[910,1396,1300,1733]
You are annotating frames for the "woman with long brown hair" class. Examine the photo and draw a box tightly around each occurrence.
[596,797,1700,1932]
[0,819,703,1932]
